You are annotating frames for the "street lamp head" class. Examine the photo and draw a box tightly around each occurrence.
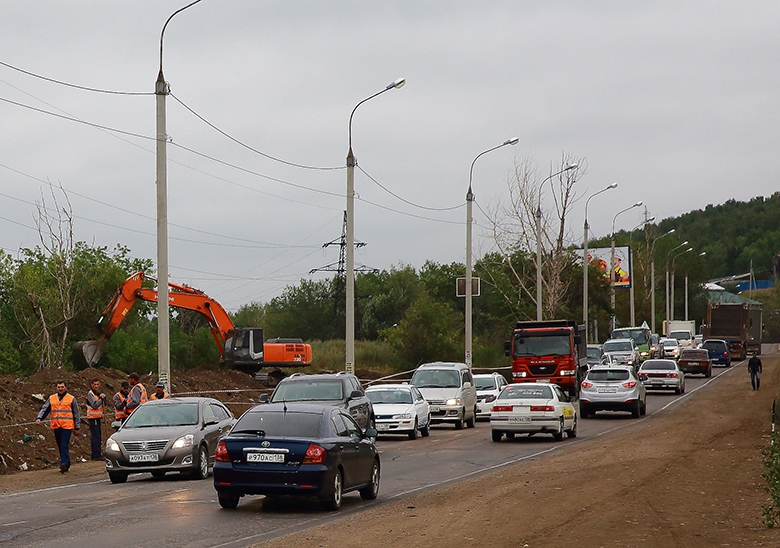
[647,216,656,223]
[633,201,643,207]
[565,163,578,171]
[608,183,618,189]
[667,228,676,235]
[387,78,406,90]
[504,137,520,146]
[682,240,688,245]
[699,251,707,256]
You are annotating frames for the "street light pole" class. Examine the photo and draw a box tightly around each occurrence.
[582,183,617,342]
[345,78,405,374]
[665,240,689,327]
[465,138,518,370]
[685,251,707,320]
[155,0,202,392]
[650,229,675,334]
[610,202,643,331]
[671,247,694,322]
[536,164,578,321]
[628,217,654,327]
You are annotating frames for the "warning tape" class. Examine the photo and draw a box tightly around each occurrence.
[0,420,49,429]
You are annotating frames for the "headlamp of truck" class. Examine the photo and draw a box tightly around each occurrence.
[560,369,576,376]
[512,371,527,378]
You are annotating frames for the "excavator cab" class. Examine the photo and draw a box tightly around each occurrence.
[223,328,265,370]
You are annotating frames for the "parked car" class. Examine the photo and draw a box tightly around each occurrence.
[678,348,712,377]
[365,384,430,439]
[586,344,604,368]
[579,365,647,418]
[702,339,732,367]
[105,397,236,484]
[638,359,686,394]
[490,382,577,442]
[602,338,640,367]
[410,362,477,429]
[213,403,379,510]
[260,373,374,430]
[659,338,681,359]
[474,372,508,420]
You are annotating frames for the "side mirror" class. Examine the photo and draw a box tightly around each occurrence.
[349,390,363,401]
[258,393,269,403]
[204,418,219,427]
[111,420,122,431]
[364,427,378,439]
[574,335,582,345]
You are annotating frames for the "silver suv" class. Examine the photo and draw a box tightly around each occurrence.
[579,365,647,418]
[411,362,478,429]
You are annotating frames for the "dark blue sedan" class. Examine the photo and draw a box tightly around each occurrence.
[213,403,380,510]
[702,339,731,367]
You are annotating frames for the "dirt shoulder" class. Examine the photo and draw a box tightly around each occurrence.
[260,357,780,548]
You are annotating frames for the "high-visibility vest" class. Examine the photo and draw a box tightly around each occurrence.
[49,393,76,430]
[150,392,170,400]
[114,392,128,420]
[86,391,104,419]
[126,384,148,415]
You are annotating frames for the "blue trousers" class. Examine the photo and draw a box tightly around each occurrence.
[751,370,761,390]
[88,418,102,459]
[53,428,73,467]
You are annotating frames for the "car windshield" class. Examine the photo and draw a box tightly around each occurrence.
[603,340,632,352]
[587,369,631,381]
[474,377,498,390]
[234,411,322,438]
[513,334,571,357]
[366,389,412,404]
[641,361,675,371]
[702,341,725,350]
[123,403,199,428]
[411,369,460,388]
[611,329,649,345]
[662,339,678,347]
[498,385,552,400]
[587,347,602,359]
[271,381,344,402]
[670,332,690,340]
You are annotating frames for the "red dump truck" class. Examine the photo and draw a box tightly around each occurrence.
[504,320,588,397]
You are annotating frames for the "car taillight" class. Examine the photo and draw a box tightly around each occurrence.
[723,351,728,356]
[303,443,326,464]
[491,405,513,412]
[530,405,555,412]
[215,441,230,462]
[668,372,679,378]
[581,381,594,388]
[622,381,637,388]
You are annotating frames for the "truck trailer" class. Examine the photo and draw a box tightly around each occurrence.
[702,303,749,360]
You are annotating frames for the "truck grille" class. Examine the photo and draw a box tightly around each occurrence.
[528,365,557,376]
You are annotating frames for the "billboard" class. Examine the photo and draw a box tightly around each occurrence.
[583,246,632,288]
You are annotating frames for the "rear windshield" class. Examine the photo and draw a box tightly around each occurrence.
[680,350,708,359]
[640,361,675,371]
[271,381,344,402]
[498,385,552,400]
[234,411,322,438]
[702,341,726,350]
[587,369,630,381]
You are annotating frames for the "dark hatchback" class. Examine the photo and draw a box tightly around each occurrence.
[702,339,731,367]
[213,403,380,511]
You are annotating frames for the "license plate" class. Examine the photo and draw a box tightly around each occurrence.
[535,379,550,383]
[650,379,663,384]
[509,416,531,423]
[376,423,389,431]
[129,453,159,463]
[597,387,617,393]
[247,453,285,463]
[429,406,440,412]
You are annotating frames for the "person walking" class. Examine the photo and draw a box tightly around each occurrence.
[126,373,148,415]
[36,381,80,473]
[748,352,763,390]
[150,381,170,400]
[85,378,106,460]
[113,381,130,424]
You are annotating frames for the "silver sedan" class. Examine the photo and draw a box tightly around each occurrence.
[638,359,686,394]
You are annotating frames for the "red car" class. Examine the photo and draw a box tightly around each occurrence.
[677,348,712,378]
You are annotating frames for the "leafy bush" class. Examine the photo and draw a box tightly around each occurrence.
[762,427,780,527]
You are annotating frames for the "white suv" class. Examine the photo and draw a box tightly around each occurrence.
[474,373,508,420]
[411,362,478,430]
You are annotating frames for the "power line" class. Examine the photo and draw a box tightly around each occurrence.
[358,165,463,212]
[0,60,154,96]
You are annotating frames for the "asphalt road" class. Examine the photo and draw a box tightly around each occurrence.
[0,362,741,548]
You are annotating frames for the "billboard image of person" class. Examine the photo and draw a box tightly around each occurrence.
[582,246,632,288]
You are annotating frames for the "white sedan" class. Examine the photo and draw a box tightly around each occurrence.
[365,384,431,439]
[490,382,577,442]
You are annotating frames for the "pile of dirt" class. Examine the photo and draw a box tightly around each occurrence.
[0,365,269,475]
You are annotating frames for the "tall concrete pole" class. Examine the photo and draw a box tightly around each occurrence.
[155,70,170,389]
[582,184,617,342]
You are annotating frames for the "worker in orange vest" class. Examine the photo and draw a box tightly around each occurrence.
[85,378,106,461]
[113,381,130,423]
[36,380,81,473]
[150,381,170,400]
[126,373,148,415]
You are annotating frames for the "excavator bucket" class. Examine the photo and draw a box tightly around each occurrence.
[72,339,107,370]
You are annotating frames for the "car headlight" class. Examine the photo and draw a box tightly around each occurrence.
[106,438,120,452]
[392,413,413,419]
[172,434,194,449]
[640,351,649,357]
[446,398,461,406]
[485,395,496,403]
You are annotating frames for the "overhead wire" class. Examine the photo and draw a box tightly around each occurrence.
[357,165,463,212]
[0,60,153,96]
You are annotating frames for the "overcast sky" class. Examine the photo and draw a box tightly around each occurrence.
[1,1,778,311]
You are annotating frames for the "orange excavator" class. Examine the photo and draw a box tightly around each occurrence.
[73,272,312,373]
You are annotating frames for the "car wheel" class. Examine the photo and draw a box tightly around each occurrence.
[151,471,166,479]
[189,445,209,480]
[631,400,641,418]
[674,386,681,395]
[323,470,343,511]
[681,382,685,394]
[566,415,578,438]
[408,419,418,440]
[552,418,564,441]
[218,492,240,509]
[359,459,380,500]
[726,360,731,367]
[705,367,712,378]
[420,416,431,437]
[491,430,503,442]
[454,419,463,430]
[580,405,589,419]
[108,471,128,484]
[640,399,647,416]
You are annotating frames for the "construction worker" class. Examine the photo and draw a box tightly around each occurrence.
[85,378,106,460]
[150,381,170,400]
[113,381,130,423]
[126,373,148,415]
[36,381,80,473]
